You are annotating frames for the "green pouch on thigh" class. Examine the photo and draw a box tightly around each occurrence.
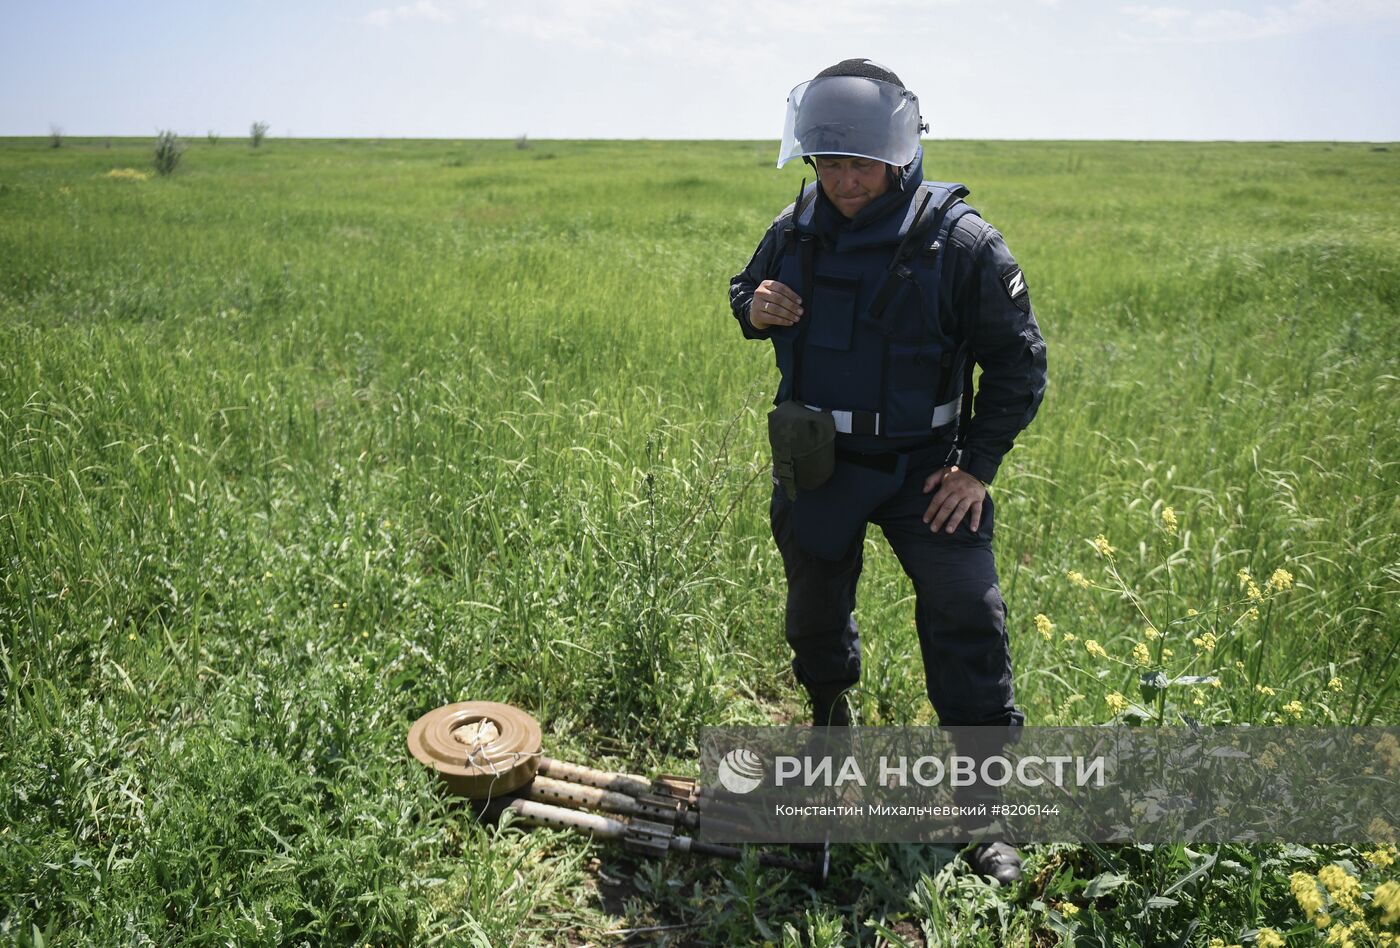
[767,400,836,500]
[792,452,909,561]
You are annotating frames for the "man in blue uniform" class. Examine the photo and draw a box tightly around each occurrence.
[728,60,1047,884]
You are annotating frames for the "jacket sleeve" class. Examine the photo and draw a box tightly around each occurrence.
[728,220,785,340]
[947,219,1048,486]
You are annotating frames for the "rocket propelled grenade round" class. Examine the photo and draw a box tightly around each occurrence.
[407,701,826,882]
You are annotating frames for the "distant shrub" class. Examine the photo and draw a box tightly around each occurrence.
[515,133,530,150]
[153,129,184,176]
[49,125,62,148]
[250,121,269,148]
[207,130,220,146]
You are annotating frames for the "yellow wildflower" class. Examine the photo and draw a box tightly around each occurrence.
[1315,913,1331,930]
[1067,570,1091,589]
[1323,926,1350,946]
[1058,901,1079,917]
[1211,678,1223,688]
[1066,694,1085,703]
[1267,568,1294,593]
[1255,684,1276,697]
[1144,624,1161,640]
[1162,647,1174,659]
[1235,661,1247,672]
[1257,929,1285,948]
[1375,733,1400,770]
[1187,607,1200,616]
[1375,880,1400,925]
[1085,639,1108,660]
[1243,606,1261,621]
[1282,700,1304,717]
[1292,871,1325,915]
[1132,642,1152,666]
[104,167,151,182]
[1237,567,1263,600]
[1092,534,1116,557]
[1328,677,1343,692]
[1192,687,1205,707]
[1034,613,1055,639]
[1318,865,1361,914]
[1193,632,1217,652]
[1062,632,1077,644]
[1363,846,1395,868]
[1105,692,1129,714]
[1161,506,1178,534]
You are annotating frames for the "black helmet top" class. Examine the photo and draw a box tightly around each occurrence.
[813,59,905,89]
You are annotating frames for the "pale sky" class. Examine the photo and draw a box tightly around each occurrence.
[3,0,1397,141]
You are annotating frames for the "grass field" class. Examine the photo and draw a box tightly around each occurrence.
[2,134,1398,945]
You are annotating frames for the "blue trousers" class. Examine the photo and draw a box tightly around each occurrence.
[770,440,1024,727]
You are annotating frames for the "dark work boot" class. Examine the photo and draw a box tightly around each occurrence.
[965,841,1022,886]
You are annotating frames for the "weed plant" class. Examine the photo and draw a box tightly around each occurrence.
[152,129,184,177]
[0,136,1397,944]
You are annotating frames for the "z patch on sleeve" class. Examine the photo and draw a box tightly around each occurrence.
[1001,265,1031,313]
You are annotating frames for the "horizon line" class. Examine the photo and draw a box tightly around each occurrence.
[3,135,1398,146]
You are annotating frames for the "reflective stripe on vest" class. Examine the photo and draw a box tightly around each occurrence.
[803,395,960,436]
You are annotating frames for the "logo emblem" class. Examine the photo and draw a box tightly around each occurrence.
[1002,265,1030,313]
[1007,270,1025,298]
[717,748,764,794]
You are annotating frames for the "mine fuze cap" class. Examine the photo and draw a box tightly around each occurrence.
[777,59,924,169]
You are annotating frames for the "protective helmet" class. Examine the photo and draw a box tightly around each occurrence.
[777,59,924,169]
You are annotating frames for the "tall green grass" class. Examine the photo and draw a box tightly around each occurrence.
[1,136,1397,944]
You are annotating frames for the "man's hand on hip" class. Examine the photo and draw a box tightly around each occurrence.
[922,465,986,534]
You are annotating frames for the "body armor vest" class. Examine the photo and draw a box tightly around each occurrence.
[768,180,978,439]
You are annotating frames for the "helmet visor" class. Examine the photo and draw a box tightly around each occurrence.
[777,75,922,168]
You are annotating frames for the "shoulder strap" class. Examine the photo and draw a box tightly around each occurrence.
[926,188,975,254]
[789,189,817,394]
[779,178,819,256]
